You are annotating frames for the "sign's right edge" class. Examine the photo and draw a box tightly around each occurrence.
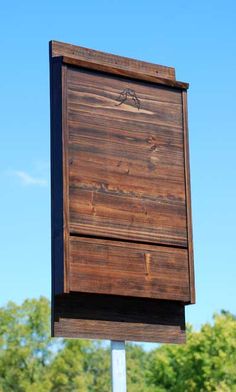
[182,90,196,304]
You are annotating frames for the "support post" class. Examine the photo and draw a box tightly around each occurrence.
[111,340,127,392]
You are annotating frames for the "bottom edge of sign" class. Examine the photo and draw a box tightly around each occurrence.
[53,318,185,344]
[52,292,186,344]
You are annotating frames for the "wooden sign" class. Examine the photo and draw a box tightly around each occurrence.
[50,40,195,343]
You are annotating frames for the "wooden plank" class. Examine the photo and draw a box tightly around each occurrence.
[67,69,183,126]
[53,293,186,343]
[69,190,187,247]
[62,56,188,90]
[54,318,185,343]
[69,236,190,301]
[50,40,176,81]
[68,67,182,104]
[182,91,195,303]
[66,67,187,247]
[62,64,70,293]
[50,57,65,296]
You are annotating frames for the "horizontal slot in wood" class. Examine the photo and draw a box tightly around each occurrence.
[53,292,185,343]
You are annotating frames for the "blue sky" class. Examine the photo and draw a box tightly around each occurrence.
[1,0,236,338]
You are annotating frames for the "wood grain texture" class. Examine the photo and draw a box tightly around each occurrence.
[62,56,188,90]
[50,40,176,81]
[53,293,186,343]
[182,91,195,303]
[54,319,185,343]
[69,236,190,301]
[67,67,187,247]
[50,41,195,342]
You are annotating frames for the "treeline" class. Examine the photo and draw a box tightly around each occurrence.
[0,297,236,391]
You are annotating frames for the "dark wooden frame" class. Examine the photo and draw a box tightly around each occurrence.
[50,41,195,343]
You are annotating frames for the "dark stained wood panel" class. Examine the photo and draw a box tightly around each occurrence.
[50,41,195,342]
[53,293,186,343]
[61,56,188,89]
[50,40,176,81]
[182,91,195,303]
[50,59,63,296]
[67,67,187,247]
[54,318,185,343]
[69,237,189,301]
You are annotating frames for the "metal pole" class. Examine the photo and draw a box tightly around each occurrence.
[111,340,127,392]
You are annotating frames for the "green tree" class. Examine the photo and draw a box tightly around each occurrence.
[48,339,92,392]
[0,297,52,391]
[126,344,154,392]
[147,312,236,392]
[85,342,111,392]
[1,297,236,392]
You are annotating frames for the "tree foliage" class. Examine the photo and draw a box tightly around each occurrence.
[0,297,52,391]
[0,298,236,391]
[147,313,236,392]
